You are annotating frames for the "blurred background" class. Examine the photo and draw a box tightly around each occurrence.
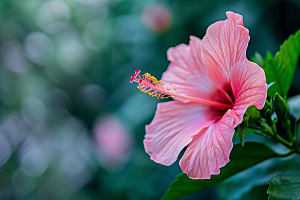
[0,0,300,199]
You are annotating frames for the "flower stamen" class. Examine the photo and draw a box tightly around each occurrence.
[130,70,233,110]
[130,70,176,99]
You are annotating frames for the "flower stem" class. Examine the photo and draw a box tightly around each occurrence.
[267,118,294,150]
[294,117,300,153]
[282,119,294,144]
[253,131,269,138]
[267,119,277,136]
[250,119,299,154]
[272,131,293,150]
[258,119,294,150]
[294,117,299,146]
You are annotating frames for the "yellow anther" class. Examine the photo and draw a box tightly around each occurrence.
[136,72,176,100]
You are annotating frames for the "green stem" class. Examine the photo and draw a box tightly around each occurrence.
[294,117,300,154]
[253,131,269,138]
[266,118,295,150]
[250,118,299,154]
[294,117,299,146]
[248,124,265,131]
[268,118,277,136]
[282,119,296,149]
[273,132,293,150]
[261,119,293,150]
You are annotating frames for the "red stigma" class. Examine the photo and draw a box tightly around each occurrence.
[139,79,143,84]
[131,70,143,83]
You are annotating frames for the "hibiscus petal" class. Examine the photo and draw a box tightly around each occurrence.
[231,59,268,126]
[201,11,250,88]
[161,38,214,101]
[144,101,222,166]
[179,110,234,179]
[162,37,229,103]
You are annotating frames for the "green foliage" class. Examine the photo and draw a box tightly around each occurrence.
[246,105,261,119]
[273,93,290,121]
[251,52,265,67]
[263,29,300,97]
[267,175,300,200]
[251,51,273,68]
[238,115,249,147]
[218,154,300,200]
[161,142,278,200]
[260,100,272,119]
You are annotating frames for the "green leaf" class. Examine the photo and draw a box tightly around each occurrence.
[251,51,273,68]
[263,29,300,97]
[161,142,279,200]
[218,154,300,200]
[251,52,265,67]
[267,174,300,200]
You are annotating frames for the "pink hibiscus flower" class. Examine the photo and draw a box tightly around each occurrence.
[130,11,267,179]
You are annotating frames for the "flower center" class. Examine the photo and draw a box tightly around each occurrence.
[130,70,234,110]
[211,83,235,106]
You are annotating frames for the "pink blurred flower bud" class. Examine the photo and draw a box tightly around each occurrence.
[141,3,171,33]
[92,114,133,171]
